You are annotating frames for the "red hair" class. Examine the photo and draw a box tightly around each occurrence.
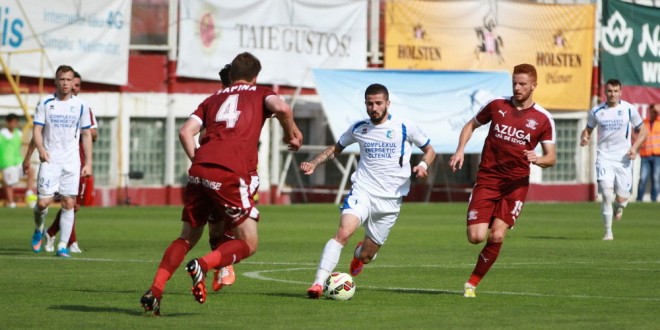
[513,64,537,82]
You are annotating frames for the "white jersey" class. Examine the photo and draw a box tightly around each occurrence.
[338,115,430,198]
[587,100,644,162]
[34,94,92,164]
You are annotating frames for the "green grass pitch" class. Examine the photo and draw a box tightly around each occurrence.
[0,202,658,329]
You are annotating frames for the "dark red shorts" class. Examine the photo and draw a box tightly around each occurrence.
[181,164,258,228]
[76,175,94,206]
[466,180,529,228]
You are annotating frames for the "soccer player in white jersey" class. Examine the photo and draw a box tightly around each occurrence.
[301,83,436,298]
[580,79,647,241]
[30,65,93,257]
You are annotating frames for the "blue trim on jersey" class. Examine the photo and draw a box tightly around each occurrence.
[33,122,45,126]
[43,97,56,106]
[399,123,407,167]
[351,121,369,133]
[626,108,631,139]
[593,105,606,116]
[419,139,430,148]
[340,189,353,210]
[75,104,84,138]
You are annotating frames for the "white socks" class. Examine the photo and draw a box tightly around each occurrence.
[33,205,48,231]
[313,239,344,285]
[600,186,614,236]
[58,208,75,249]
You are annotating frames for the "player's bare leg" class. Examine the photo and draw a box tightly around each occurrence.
[350,237,379,276]
[613,195,628,222]
[464,219,508,297]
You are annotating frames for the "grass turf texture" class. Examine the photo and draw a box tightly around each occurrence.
[0,203,658,329]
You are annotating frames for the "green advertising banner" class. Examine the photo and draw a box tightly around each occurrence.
[601,0,660,88]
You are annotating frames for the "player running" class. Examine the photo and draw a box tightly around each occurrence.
[302,83,436,298]
[140,52,302,315]
[580,79,647,240]
[450,64,556,298]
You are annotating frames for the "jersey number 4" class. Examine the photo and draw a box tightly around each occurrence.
[215,94,241,128]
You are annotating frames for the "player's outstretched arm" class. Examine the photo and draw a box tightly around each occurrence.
[300,144,343,176]
[449,119,480,172]
[266,96,302,151]
[413,144,436,178]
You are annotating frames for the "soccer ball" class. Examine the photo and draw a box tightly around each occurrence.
[323,272,356,300]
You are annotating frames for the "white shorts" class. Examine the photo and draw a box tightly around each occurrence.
[37,161,81,197]
[596,158,633,198]
[1,165,23,186]
[340,187,402,246]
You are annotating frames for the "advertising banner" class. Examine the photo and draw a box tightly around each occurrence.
[601,0,660,101]
[313,69,511,154]
[385,0,595,110]
[0,0,132,85]
[177,0,367,87]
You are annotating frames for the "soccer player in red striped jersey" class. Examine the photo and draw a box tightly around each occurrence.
[449,64,556,298]
[140,52,302,315]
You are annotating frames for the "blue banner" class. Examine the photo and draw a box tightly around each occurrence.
[312,69,511,153]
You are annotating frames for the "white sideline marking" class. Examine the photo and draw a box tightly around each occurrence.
[242,266,660,302]
[3,255,659,301]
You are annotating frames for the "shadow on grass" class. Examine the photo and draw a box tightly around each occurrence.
[370,288,461,296]
[262,287,461,299]
[0,248,35,255]
[523,236,571,240]
[49,305,198,317]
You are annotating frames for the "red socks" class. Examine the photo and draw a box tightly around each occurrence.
[468,241,502,287]
[198,239,250,272]
[151,238,191,298]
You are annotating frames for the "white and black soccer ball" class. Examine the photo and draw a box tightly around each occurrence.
[323,272,356,300]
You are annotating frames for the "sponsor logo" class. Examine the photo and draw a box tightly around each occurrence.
[526,119,538,130]
[554,30,568,48]
[468,209,478,221]
[498,109,506,117]
[493,123,531,145]
[361,127,368,134]
[188,175,222,190]
[413,24,426,40]
[602,11,633,56]
[474,14,504,64]
[396,23,441,61]
[386,129,395,139]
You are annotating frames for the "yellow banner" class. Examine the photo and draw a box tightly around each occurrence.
[385,1,595,110]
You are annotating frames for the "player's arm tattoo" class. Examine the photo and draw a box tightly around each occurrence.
[310,145,337,167]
